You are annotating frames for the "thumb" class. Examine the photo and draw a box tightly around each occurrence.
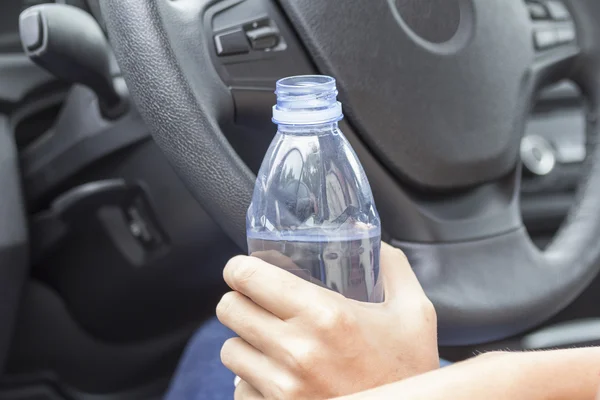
[379,242,426,305]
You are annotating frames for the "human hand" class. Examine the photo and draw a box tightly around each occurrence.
[216,242,439,399]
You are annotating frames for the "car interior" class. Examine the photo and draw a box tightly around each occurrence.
[1,0,600,398]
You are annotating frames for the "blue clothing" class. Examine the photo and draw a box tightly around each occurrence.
[166,317,452,399]
[165,318,236,400]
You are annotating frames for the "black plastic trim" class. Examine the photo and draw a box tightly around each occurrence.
[0,115,29,373]
[0,55,54,104]
[21,84,149,206]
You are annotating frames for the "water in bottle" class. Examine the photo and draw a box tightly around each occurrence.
[247,75,382,302]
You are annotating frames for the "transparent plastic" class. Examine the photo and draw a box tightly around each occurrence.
[247,75,382,302]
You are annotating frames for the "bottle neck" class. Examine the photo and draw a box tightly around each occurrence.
[277,122,339,136]
[273,75,342,125]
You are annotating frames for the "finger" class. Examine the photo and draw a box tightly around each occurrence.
[379,242,426,304]
[216,291,287,355]
[235,380,264,400]
[223,255,331,319]
[221,337,279,397]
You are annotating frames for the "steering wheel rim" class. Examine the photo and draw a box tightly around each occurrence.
[100,0,600,345]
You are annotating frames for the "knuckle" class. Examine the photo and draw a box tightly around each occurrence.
[405,294,437,320]
[283,339,321,375]
[314,304,357,334]
[420,297,437,320]
[271,376,303,399]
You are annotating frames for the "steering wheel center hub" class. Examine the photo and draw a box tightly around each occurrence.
[280,0,534,190]
[392,0,461,44]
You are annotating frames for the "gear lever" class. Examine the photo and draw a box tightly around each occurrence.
[19,4,127,119]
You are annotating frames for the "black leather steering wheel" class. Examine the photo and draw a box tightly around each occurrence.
[100,0,600,345]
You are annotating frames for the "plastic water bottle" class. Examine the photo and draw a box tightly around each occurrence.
[247,75,382,302]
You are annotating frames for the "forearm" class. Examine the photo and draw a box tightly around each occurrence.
[337,348,600,400]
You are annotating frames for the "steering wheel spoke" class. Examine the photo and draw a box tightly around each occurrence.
[532,43,580,86]
[531,17,580,90]
[378,164,523,244]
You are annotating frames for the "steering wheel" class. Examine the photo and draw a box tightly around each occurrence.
[99,0,600,345]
